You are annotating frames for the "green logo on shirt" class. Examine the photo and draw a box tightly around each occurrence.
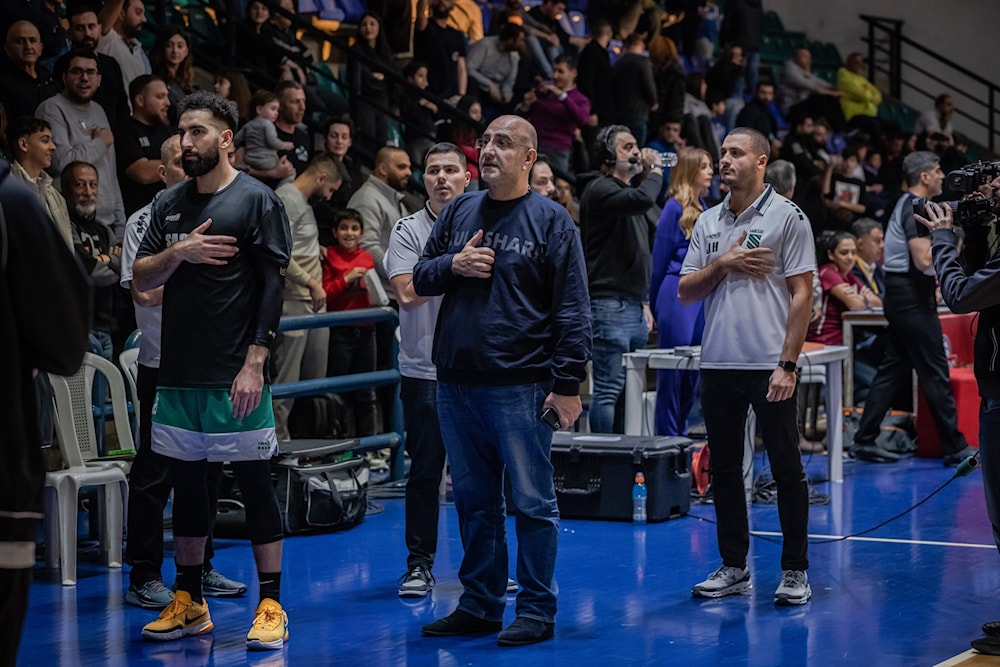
[746,233,762,249]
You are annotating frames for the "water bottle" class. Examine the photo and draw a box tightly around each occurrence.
[659,152,679,168]
[632,472,647,525]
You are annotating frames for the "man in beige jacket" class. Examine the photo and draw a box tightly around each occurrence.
[272,153,346,440]
[8,116,73,248]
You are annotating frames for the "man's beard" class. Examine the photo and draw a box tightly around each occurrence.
[77,37,98,50]
[182,147,221,177]
[73,202,97,218]
[432,7,450,20]
[388,174,408,192]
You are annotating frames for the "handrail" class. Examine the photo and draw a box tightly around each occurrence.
[260,0,487,145]
[860,14,998,153]
[274,307,405,481]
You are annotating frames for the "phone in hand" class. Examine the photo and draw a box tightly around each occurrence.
[541,407,561,430]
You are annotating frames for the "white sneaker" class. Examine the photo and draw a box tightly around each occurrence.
[692,564,751,598]
[774,570,811,606]
[397,566,435,598]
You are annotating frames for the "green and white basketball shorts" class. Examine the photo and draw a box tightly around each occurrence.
[150,386,278,462]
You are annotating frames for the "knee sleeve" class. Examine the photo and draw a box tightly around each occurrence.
[169,459,212,538]
[231,460,283,545]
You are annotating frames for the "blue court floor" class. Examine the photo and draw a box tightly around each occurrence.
[16,451,1000,667]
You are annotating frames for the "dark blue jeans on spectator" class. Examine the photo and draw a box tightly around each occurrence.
[401,376,446,572]
[589,298,649,433]
[700,369,809,572]
[978,398,1000,551]
[437,381,559,624]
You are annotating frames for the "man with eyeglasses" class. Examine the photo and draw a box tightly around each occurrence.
[36,48,126,242]
[53,5,130,131]
[414,116,591,646]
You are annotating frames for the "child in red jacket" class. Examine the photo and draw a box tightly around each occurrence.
[322,209,377,436]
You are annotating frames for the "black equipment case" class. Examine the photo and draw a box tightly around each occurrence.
[550,433,692,523]
[215,438,368,537]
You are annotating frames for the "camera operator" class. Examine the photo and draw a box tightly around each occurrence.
[915,196,1000,655]
[851,151,974,464]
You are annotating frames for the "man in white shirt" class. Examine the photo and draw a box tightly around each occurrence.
[96,0,151,92]
[384,143,469,598]
[680,126,816,607]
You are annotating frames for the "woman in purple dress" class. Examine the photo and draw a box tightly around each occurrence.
[650,147,714,436]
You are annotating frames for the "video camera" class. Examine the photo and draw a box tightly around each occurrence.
[913,161,1000,226]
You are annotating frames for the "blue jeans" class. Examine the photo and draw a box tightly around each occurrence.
[401,377,446,571]
[979,398,1000,552]
[437,381,559,623]
[589,298,649,433]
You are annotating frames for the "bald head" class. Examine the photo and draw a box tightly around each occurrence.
[159,135,187,187]
[5,21,42,69]
[479,115,538,198]
[494,114,537,150]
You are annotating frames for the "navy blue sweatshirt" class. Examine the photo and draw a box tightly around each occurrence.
[412,190,592,396]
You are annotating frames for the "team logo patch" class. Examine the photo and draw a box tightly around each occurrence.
[746,233,762,249]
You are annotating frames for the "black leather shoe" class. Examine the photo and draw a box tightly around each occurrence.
[851,445,900,463]
[972,636,1000,655]
[496,617,555,646]
[421,610,502,637]
[982,621,1000,637]
[944,445,978,467]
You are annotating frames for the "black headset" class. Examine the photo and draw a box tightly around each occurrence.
[595,124,632,167]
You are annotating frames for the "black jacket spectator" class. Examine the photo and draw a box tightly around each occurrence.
[577,35,612,122]
[0,52,58,122]
[610,49,658,142]
[719,0,764,53]
[414,17,467,99]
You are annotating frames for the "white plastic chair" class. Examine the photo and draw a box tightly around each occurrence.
[118,346,141,445]
[44,353,131,586]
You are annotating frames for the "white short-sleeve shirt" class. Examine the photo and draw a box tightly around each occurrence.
[681,185,816,369]
[384,205,443,381]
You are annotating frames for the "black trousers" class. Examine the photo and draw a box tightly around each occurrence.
[328,326,378,436]
[855,276,969,455]
[701,369,809,571]
[125,364,220,585]
[401,377,447,571]
[0,567,31,667]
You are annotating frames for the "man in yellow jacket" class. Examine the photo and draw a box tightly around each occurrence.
[838,52,883,121]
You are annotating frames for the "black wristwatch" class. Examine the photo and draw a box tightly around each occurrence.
[777,360,799,373]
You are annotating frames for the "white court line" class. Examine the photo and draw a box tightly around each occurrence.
[751,530,996,549]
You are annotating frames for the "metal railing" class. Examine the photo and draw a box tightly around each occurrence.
[861,14,999,153]
[272,307,404,481]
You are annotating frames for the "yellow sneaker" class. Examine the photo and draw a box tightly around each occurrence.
[246,598,288,650]
[141,590,213,641]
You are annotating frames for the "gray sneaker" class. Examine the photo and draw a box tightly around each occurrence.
[125,579,175,609]
[692,564,751,598]
[202,569,248,598]
[774,570,811,606]
[398,566,435,598]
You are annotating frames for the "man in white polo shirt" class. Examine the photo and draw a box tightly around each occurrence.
[383,142,469,598]
[679,126,816,606]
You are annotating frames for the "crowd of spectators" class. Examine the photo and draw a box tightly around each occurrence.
[0,0,977,444]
